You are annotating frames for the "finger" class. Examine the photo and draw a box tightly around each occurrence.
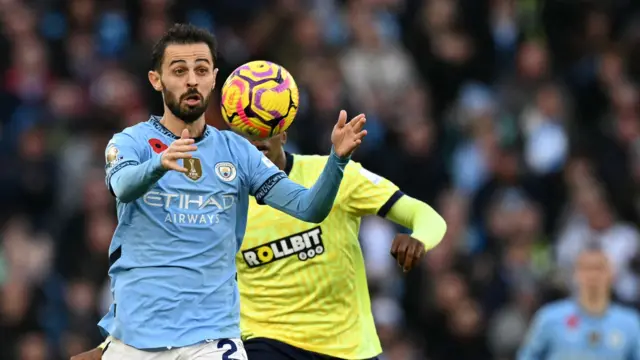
[403,244,416,272]
[403,242,421,272]
[390,237,400,257]
[415,244,425,260]
[351,118,367,133]
[166,152,193,160]
[355,130,368,140]
[348,114,366,130]
[166,163,188,173]
[180,128,190,139]
[347,114,365,126]
[396,243,408,268]
[336,110,347,129]
[173,138,196,146]
[171,145,198,153]
[352,117,367,133]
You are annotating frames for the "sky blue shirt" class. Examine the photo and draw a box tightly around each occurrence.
[518,299,640,360]
[98,116,349,350]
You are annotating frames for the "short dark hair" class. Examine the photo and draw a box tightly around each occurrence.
[151,23,218,72]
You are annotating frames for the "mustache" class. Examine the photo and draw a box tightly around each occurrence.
[180,89,203,100]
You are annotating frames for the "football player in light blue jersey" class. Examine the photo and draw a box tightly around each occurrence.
[518,247,640,360]
[95,23,367,360]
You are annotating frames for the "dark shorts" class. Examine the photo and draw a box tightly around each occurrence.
[244,337,380,360]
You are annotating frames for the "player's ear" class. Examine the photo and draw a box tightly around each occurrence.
[281,132,287,145]
[148,70,163,92]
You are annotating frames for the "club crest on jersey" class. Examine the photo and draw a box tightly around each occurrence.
[242,227,325,267]
[105,145,120,168]
[609,330,624,348]
[215,162,237,182]
[184,158,203,181]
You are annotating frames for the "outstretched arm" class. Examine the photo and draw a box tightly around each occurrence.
[247,110,367,223]
[259,149,349,223]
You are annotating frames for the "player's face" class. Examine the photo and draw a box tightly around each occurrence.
[249,133,287,162]
[149,43,217,123]
[575,251,612,293]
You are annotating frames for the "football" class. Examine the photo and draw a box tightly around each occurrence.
[220,60,299,139]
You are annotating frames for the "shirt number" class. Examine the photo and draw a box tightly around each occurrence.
[217,339,238,360]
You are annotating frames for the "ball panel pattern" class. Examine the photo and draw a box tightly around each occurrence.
[220,60,299,139]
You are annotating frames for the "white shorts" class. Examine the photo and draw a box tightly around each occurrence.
[102,337,247,360]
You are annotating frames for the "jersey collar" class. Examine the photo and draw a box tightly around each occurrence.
[148,115,210,142]
[284,152,294,175]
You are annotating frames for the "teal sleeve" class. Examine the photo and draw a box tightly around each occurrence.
[109,154,167,203]
[260,148,349,223]
[630,314,640,360]
[105,133,168,203]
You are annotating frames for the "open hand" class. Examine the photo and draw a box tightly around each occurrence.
[331,110,367,158]
[161,129,197,172]
[70,348,102,360]
[390,234,426,273]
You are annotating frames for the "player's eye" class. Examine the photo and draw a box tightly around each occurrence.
[196,68,209,75]
[173,68,186,76]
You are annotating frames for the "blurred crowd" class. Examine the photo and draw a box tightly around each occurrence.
[1,0,640,359]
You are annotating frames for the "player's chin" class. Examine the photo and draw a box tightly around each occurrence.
[181,103,207,116]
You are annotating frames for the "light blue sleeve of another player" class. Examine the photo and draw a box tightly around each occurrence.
[517,308,550,360]
[243,142,349,223]
[105,132,168,203]
[627,313,640,360]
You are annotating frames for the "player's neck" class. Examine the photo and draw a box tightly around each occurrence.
[578,293,609,316]
[160,112,206,138]
[274,149,287,171]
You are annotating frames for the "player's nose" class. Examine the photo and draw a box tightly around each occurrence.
[186,70,198,87]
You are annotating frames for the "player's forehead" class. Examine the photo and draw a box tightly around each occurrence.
[577,251,608,267]
[162,43,213,68]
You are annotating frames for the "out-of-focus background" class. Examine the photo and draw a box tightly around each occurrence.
[1,0,640,359]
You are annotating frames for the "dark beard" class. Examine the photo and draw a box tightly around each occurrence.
[162,85,210,124]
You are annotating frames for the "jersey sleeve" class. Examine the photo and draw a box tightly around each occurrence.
[104,132,143,193]
[339,162,402,217]
[240,140,286,203]
[628,313,640,360]
[517,308,550,360]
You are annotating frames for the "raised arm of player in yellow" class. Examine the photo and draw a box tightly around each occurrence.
[385,195,446,251]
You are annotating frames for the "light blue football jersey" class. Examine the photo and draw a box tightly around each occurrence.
[98,116,349,350]
[518,299,640,360]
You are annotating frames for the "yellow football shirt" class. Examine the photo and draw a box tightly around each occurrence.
[237,153,401,359]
